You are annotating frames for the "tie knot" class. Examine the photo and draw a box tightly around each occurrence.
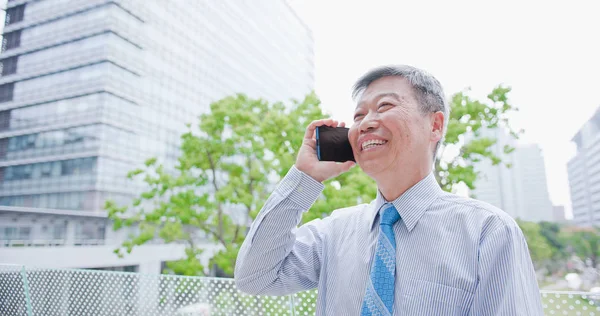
[380,204,400,226]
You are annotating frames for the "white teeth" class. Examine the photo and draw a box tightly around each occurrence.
[362,139,387,150]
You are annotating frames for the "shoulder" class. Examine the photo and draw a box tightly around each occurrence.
[436,192,522,239]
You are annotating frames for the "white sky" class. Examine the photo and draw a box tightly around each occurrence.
[289,0,600,219]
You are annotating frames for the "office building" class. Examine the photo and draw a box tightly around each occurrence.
[553,205,566,223]
[0,0,314,273]
[468,128,519,216]
[470,128,553,222]
[512,144,554,222]
[568,106,600,227]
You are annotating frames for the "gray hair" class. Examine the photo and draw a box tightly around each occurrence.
[351,65,449,161]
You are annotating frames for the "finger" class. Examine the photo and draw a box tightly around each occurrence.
[304,119,334,140]
[304,139,317,150]
[339,121,346,128]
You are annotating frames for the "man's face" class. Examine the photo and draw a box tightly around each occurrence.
[348,76,438,178]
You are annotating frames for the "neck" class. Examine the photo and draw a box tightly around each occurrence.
[375,163,432,201]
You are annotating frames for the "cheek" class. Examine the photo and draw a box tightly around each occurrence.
[388,120,415,149]
[348,128,358,147]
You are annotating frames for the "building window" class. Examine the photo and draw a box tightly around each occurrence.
[0,82,15,103]
[1,226,31,240]
[2,30,22,52]
[0,138,7,159]
[53,223,66,239]
[1,56,19,76]
[0,83,15,103]
[0,110,10,130]
[1,157,97,181]
[19,227,31,239]
[5,5,25,25]
[3,125,104,161]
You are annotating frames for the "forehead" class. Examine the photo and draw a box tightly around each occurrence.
[356,76,415,106]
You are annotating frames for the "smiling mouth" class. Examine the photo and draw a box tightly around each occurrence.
[361,139,388,151]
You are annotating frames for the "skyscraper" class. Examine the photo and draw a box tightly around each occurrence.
[467,128,520,216]
[568,106,600,227]
[0,0,314,273]
[469,128,554,222]
[512,144,554,222]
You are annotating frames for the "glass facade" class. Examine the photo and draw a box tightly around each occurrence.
[3,126,101,160]
[0,94,102,132]
[0,0,314,215]
[0,191,96,210]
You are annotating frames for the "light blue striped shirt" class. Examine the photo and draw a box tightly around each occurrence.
[235,166,544,315]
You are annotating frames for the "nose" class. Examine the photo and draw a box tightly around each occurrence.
[359,111,379,133]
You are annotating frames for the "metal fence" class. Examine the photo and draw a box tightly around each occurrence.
[1,264,599,315]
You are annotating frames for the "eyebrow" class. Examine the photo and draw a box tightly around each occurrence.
[356,92,405,109]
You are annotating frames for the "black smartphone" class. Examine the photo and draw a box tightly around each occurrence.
[316,126,355,162]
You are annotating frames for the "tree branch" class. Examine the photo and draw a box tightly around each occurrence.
[205,149,224,240]
[205,150,220,192]
[232,224,241,244]
[183,225,196,250]
[246,157,254,220]
[205,226,227,247]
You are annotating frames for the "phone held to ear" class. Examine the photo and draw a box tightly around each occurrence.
[316,126,356,162]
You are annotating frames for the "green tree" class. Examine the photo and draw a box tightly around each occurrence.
[539,221,566,259]
[563,227,600,269]
[435,85,521,192]
[516,219,553,268]
[106,92,375,276]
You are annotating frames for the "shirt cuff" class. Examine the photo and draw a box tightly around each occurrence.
[275,165,324,211]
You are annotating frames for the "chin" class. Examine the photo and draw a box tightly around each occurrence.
[356,158,384,177]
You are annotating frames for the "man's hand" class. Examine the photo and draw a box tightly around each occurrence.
[295,119,356,183]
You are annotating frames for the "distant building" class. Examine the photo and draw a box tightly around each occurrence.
[512,144,554,222]
[567,106,600,227]
[0,0,314,273]
[467,128,520,216]
[469,128,554,222]
[553,205,566,223]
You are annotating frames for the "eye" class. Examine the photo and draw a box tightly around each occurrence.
[378,102,394,111]
[353,113,364,121]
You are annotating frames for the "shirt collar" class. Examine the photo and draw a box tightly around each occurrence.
[369,172,443,232]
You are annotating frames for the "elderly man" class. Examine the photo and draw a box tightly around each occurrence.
[235,65,543,315]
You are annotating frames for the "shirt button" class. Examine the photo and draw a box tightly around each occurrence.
[297,186,303,193]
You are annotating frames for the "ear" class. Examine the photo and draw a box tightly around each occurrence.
[430,111,444,142]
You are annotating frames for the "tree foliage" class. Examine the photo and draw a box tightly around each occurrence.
[106,92,375,276]
[538,221,567,260]
[516,219,553,267]
[436,85,521,192]
[563,227,600,269]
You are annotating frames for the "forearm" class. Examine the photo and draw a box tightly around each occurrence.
[234,166,324,295]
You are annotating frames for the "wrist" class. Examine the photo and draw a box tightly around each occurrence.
[294,165,324,183]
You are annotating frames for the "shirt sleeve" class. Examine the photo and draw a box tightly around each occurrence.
[234,165,328,296]
[469,221,545,315]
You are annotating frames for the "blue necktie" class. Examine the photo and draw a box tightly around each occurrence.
[361,203,401,316]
